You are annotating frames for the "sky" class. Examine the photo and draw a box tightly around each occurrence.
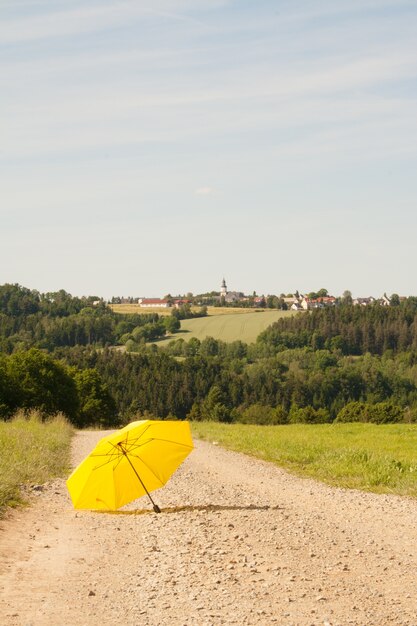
[2,0,417,299]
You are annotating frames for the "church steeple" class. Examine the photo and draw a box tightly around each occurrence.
[220,277,227,298]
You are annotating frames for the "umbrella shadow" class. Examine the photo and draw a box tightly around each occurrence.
[97,504,283,516]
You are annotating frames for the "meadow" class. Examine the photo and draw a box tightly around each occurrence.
[0,412,73,515]
[156,310,293,346]
[192,422,417,497]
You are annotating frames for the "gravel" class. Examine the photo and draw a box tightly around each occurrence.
[1,430,417,625]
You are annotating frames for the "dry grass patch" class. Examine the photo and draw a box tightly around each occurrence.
[110,304,173,316]
[0,411,73,515]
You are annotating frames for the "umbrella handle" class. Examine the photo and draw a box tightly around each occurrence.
[122,449,162,513]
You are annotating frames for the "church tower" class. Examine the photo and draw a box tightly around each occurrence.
[220,278,227,298]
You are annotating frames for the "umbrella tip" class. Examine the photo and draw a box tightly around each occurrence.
[153,504,161,514]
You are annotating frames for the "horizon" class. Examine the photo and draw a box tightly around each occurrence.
[2,280,413,302]
[2,1,417,297]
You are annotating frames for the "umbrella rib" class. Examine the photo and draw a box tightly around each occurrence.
[124,437,193,451]
[89,442,122,469]
[90,453,121,470]
[106,436,164,487]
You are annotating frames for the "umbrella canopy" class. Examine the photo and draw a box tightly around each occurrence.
[67,419,193,512]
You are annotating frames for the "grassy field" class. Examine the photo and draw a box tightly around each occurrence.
[191,422,417,497]
[0,412,73,515]
[156,310,293,346]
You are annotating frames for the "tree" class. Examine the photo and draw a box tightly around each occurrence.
[0,354,13,418]
[7,348,78,420]
[71,368,117,427]
[342,290,353,305]
[164,316,181,334]
[185,337,201,356]
[200,337,219,357]
[200,386,232,422]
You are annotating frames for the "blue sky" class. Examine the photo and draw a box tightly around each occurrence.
[2,0,417,298]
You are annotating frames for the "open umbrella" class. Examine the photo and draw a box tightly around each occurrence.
[66,419,193,513]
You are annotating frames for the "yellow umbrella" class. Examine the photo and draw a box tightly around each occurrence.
[66,419,193,513]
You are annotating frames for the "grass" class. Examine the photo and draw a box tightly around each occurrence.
[0,412,74,515]
[191,422,417,497]
[156,310,293,346]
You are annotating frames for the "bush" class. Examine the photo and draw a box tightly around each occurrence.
[289,405,331,424]
[335,401,371,423]
[369,402,404,424]
[336,401,404,424]
[237,404,287,425]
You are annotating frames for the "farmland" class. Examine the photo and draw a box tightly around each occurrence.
[156,309,294,346]
[110,304,283,317]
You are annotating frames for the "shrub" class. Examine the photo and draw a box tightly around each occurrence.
[369,402,404,424]
[289,405,331,424]
[237,404,287,425]
[335,401,371,423]
[336,401,404,424]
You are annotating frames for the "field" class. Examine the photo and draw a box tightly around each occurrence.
[111,303,174,316]
[192,421,417,497]
[110,304,287,317]
[156,310,293,346]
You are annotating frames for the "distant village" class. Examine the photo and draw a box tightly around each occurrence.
[109,279,405,311]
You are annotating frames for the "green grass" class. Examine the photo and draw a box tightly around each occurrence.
[191,422,417,497]
[157,310,294,346]
[0,412,74,515]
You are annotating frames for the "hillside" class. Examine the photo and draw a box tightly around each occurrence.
[157,310,294,346]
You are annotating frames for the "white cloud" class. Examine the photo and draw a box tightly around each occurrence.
[0,0,229,43]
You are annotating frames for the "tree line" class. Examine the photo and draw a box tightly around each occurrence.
[2,284,417,426]
[257,299,417,355]
[0,348,116,427]
[0,284,183,353]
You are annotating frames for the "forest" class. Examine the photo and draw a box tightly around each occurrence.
[1,283,417,426]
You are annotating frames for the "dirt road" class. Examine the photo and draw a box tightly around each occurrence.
[1,430,417,626]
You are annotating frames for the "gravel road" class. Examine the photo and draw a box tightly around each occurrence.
[1,430,417,626]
